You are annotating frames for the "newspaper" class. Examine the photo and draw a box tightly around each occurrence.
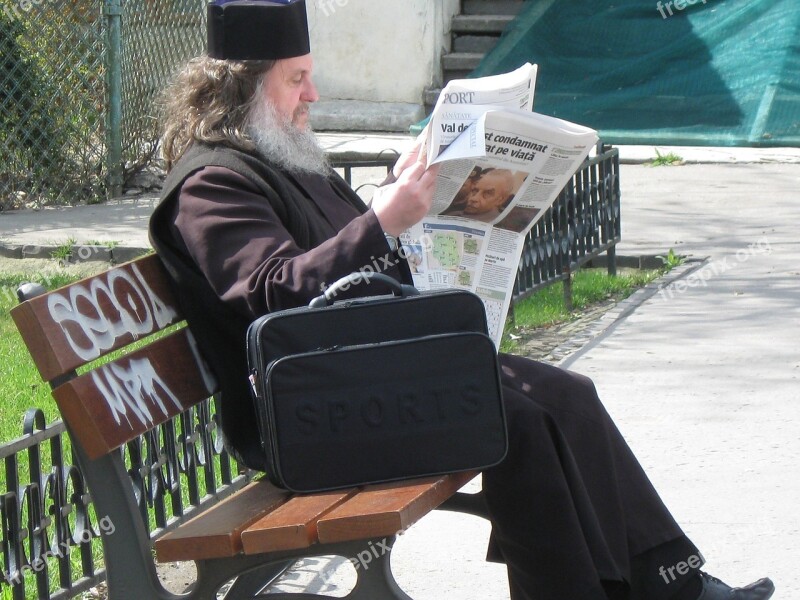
[401,65,599,346]
[424,62,538,166]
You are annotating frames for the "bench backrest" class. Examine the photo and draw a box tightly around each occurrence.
[11,255,265,598]
[11,254,218,459]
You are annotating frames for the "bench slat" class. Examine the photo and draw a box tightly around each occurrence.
[241,489,357,553]
[155,479,290,563]
[52,328,219,459]
[317,471,478,544]
[11,255,183,382]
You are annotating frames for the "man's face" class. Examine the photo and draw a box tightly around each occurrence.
[262,53,319,129]
[464,172,511,215]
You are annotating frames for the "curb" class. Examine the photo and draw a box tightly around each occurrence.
[585,253,673,271]
[0,243,151,264]
[557,258,708,369]
[0,245,23,259]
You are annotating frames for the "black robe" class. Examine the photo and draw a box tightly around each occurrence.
[149,144,699,600]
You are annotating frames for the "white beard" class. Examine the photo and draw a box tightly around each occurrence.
[247,100,330,177]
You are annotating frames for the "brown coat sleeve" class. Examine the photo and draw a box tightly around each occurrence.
[171,165,398,319]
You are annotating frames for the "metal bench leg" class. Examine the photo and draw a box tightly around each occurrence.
[190,537,412,599]
[218,560,295,599]
[188,556,295,599]
[344,535,412,600]
[262,539,413,599]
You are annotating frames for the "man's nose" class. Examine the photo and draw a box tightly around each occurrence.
[303,78,320,103]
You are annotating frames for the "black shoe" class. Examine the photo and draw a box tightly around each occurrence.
[697,571,775,599]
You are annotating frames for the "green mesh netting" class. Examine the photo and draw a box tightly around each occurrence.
[472,0,800,146]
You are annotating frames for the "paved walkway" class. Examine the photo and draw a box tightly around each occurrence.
[562,161,800,599]
[1,142,798,598]
[386,160,800,600]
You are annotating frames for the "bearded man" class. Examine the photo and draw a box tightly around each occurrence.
[464,169,515,217]
[148,2,774,599]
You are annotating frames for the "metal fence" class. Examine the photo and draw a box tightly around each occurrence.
[0,0,205,209]
[0,402,250,600]
[514,142,621,309]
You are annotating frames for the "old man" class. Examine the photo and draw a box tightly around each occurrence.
[148,2,774,599]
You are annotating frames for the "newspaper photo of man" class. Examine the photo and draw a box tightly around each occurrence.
[443,167,528,223]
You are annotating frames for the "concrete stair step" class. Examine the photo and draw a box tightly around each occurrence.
[428,3,528,112]
[442,69,475,82]
[451,14,515,34]
[442,52,484,72]
[454,34,501,53]
[462,0,526,16]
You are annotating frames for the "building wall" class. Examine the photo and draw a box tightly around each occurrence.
[306,0,460,130]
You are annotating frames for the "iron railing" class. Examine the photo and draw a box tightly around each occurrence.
[514,143,621,308]
[0,401,250,600]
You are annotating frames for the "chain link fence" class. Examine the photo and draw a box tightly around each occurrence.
[0,0,206,209]
[119,0,205,192]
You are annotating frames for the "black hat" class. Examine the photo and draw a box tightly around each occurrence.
[207,0,310,61]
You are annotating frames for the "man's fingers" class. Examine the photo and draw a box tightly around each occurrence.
[373,159,440,234]
[399,160,440,185]
[397,160,427,183]
[419,163,441,188]
[392,144,423,178]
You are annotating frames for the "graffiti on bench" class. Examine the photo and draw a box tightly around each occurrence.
[47,263,177,361]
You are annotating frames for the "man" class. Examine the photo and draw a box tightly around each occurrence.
[149,2,774,599]
[463,169,515,217]
[443,168,517,221]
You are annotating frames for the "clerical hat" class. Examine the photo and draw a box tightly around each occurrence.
[207,0,310,61]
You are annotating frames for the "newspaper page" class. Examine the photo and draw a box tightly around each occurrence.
[403,108,598,346]
[424,63,537,167]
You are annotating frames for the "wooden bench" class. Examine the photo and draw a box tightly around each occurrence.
[11,254,488,599]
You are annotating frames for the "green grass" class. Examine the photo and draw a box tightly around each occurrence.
[49,237,77,261]
[656,248,685,269]
[500,267,662,353]
[1,272,81,440]
[83,239,121,248]
[648,148,684,166]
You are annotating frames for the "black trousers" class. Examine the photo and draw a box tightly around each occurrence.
[484,355,702,599]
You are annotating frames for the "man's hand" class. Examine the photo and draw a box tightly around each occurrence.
[372,158,440,237]
[391,126,429,179]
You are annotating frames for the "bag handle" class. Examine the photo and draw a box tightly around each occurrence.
[309,272,419,308]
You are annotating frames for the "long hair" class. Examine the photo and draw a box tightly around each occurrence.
[160,56,275,171]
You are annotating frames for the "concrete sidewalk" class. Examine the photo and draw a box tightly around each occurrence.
[387,161,800,599]
[562,162,800,598]
[1,145,798,598]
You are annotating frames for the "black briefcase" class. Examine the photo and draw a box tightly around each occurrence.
[246,272,507,492]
